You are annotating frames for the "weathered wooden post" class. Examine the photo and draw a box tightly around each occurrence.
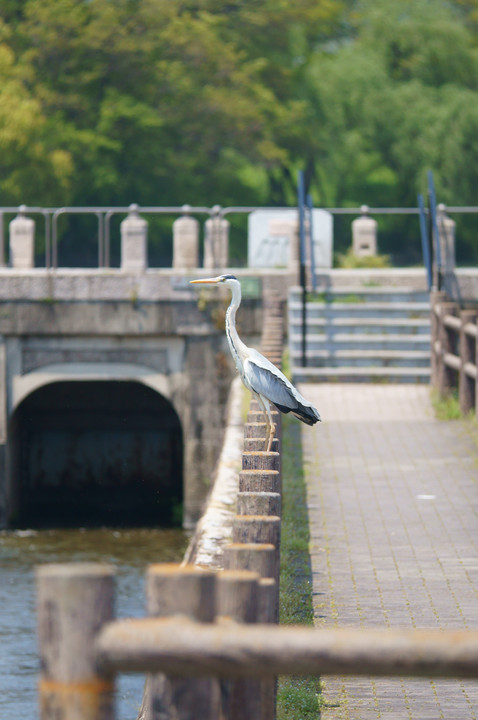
[143,563,220,720]
[36,563,116,720]
[242,451,280,472]
[239,469,281,494]
[430,291,447,389]
[216,570,261,720]
[232,515,281,588]
[222,545,278,720]
[237,491,281,517]
[244,420,280,452]
[223,543,276,580]
[459,309,478,415]
[437,302,459,396]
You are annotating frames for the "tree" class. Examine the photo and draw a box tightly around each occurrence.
[304,0,478,261]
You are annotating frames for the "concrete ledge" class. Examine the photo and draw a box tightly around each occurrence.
[182,376,244,567]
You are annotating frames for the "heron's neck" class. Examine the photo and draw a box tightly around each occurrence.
[225,281,248,362]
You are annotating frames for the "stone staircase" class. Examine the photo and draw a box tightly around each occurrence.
[289,284,431,383]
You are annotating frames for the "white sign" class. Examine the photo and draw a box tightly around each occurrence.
[247,209,333,268]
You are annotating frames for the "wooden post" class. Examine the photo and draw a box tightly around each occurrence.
[223,543,276,580]
[244,422,269,438]
[257,578,278,720]
[36,563,116,720]
[232,515,281,585]
[459,309,477,415]
[239,469,281,494]
[216,570,261,720]
[430,291,447,389]
[437,302,459,396]
[237,491,281,517]
[476,318,478,421]
[247,410,280,425]
[242,451,280,472]
[144,563,220,720]
[244,437,280,453]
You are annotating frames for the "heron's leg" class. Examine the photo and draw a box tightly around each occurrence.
[255,393,275,452]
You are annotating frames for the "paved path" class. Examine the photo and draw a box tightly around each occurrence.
[300,384,478,719]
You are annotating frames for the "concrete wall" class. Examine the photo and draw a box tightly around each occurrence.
[0,270,266,528]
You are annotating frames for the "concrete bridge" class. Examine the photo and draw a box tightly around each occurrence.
[0,268,286,529]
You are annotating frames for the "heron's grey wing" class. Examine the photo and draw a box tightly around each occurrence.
[244,352,321,425]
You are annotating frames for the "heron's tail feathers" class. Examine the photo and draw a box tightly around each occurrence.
[274,400,321,425]
[291,404,321,426]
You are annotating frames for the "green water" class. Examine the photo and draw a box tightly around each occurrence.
[0,527,188,720]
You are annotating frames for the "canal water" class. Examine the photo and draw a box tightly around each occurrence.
[0,526,188,720]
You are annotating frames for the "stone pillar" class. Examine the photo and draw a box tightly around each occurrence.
[120,204,148,272]
[173,206,199,269]
[352,205,377,257]
[204,206,229,269]
[9,206,35,268]
[436,204,456,274]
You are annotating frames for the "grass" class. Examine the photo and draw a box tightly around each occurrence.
[430,388,463,421]
[306,291,364,304]
[276,412,322,719]
[334,247,391,269]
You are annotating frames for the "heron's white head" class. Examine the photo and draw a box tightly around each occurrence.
[190,274,238,287]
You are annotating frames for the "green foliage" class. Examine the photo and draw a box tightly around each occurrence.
[335,247,391,269]
[431,389,463,420]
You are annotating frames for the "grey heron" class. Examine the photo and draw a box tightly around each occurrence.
[190,274,321,451]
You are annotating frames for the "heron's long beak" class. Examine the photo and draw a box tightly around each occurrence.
[190,277,222,285]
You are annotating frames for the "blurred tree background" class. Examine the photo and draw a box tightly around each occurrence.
[1,0,478,265]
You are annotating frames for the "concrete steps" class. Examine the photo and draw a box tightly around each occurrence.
[289,285,431,383]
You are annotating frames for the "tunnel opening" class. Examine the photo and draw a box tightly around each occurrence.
[9,380,183,528]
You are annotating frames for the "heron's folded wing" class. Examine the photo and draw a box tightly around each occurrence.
[244,357,301,411]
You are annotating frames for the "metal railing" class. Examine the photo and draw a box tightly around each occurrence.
[0,198,475,271]
[0,204,213,268]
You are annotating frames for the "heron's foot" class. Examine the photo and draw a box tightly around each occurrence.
[265,422,276,452]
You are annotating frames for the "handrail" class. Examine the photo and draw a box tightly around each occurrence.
[430,292,478,416]
[36,563,478,720]
[52,204,212,269]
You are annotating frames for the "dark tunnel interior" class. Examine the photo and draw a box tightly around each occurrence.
[9,380,183,528]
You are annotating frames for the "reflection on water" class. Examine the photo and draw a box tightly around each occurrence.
[0,527,188,720]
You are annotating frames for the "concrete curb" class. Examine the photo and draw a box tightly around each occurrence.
[182,375,244,568]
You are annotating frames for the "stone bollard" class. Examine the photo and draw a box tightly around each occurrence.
[204,206,229,269]
[352,205,377,257]
[36,563,116,720]
[120,204,148,271]
[9,205,35,268]
[173,206,199,269]
[436,204,456,274]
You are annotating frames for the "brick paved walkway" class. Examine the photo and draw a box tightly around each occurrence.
[300,384,478,719]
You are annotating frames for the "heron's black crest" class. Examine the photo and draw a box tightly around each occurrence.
[220,274,237,281]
